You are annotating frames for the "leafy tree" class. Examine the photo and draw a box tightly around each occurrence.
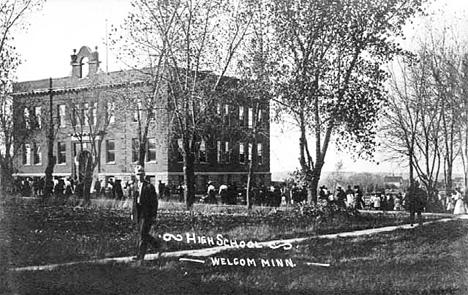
[0,0,44,193]
[268,0,426,203]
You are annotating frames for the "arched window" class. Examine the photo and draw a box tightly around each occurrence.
[81,57,89,78]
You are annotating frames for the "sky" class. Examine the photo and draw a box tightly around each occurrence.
[12,0,468,176]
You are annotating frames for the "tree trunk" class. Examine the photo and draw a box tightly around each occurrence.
[0,162,15,194]
[309,172,321,204]
[183,140,196,210]
[43,140,55,198]
[246,162,255,210]
[44,78,55,199]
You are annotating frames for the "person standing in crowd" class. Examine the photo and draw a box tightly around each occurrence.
[370,194,381,211]
[158,180,165,199]
[452,188,467,215]
[132,165,160,264]
[114,179,124,200]
[446,192,455,212]
[394,193,403,211]
[335,187,346,208]
[219,183,228,204]
[405,181,427,225]
[386,194,394,211]
[354,185,365,209]
[54,178,65,196]
[318,186,329,204]
[345,185,355,209]
[94,178,101,198]
[207,181,217,204]
[64,178,73,199]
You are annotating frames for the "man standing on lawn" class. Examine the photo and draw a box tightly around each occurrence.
[132,165,160,264]
[406,181,426,226]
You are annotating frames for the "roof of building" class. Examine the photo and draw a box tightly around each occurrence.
[12,69,149,97]
[383,176,403,183]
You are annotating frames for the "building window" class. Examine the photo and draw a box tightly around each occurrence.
[107,101,115,124]
[146,138,156,162]
[33,143,42,165]
[224,104,230,125]
[225,141,230,164]
[239,106,244,126]
[91,102,97,126]
[239,143,245,164]
[248,108,253,128]
[177,139,184,162]
[132,138,139,163]
[216,103,221,114]
[23,144,31,165]
[71,105,79,126]
[248,143,253,162]
[257,109,262,124]
[106,139,115,163]
[133,101,142,122]
[23,108,30,129]
[257,143,263,164]
[57,142,66,164]
[217,141,222,163]
[58,104,66,127]
[83,103,89,126]
[34,106,42,128]
[199,140,207,163]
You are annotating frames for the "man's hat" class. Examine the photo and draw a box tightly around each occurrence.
[135,165,145,175]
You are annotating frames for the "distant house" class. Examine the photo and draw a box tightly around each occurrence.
[384,176,403,189]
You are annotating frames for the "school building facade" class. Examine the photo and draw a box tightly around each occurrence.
[11,46,271,192]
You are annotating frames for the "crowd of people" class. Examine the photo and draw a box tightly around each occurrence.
[12,176,468,217]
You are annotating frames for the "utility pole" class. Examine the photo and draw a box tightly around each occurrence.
[43,78,56,198]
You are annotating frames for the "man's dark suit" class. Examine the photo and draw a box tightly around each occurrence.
[132,179,160,260]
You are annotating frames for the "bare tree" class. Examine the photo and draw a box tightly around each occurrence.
[0,0,44,192]
[112,0,255,209]
[63,79,123,205]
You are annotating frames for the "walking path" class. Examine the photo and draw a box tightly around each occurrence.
[12,214,468,272]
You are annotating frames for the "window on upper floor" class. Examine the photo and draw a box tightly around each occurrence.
[57,142,66,164]
[33,143,42,165]
[106,139,115,163]
[23,143,31,165]
[224,141,230,164]
[58,104,66,127]
[239,106,244,126]
[224,104,230,125]
[91,102,97,126]
[248,107,253,128]
[107,101,115,124]
[34,106,42,128]
[257,143,263,165]
[217,141,222,163]
[83,103,89,126]
[23,108,30,129]
[239,142,245,164]
[199,140,207,163]
[146,138,156,162]
[132,138,139,163]
[177,139,184,162]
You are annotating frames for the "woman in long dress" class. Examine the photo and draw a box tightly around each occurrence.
[453,190,467,215]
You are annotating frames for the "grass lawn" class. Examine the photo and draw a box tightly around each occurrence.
[1,195,464,294]
[3,220,468,295]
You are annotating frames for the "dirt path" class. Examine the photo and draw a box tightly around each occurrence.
[12,214,468,272]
